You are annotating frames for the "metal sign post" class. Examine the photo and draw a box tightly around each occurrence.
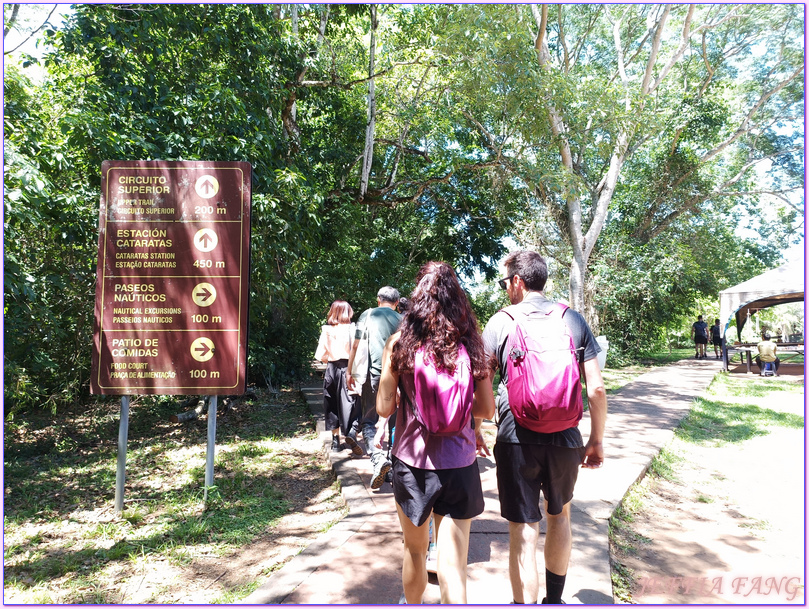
[204,395,218,503]
[114,395,131,512]
[91,161,251,511]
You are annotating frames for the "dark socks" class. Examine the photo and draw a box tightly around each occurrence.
[544,570,566,604]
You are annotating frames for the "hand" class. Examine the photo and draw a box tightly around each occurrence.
[373,425,385,450]
[346,375,356,391]
[581,439,604,469]
[475,429,490,457]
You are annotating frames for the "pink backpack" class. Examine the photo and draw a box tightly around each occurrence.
[406,343,474,436]
[502,303,583,433]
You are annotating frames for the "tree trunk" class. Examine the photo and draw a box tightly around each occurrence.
[360,5,378,199]
[171,397,207,423]
[569,255,586,314]
[4,4,20,39]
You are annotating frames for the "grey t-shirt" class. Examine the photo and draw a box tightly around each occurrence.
[481,293,600,447]
[355,306,402,376]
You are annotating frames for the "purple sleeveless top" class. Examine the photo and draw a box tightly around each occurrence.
[392,373,477,471]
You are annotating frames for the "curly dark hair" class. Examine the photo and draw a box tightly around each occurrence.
[391,261,489,380]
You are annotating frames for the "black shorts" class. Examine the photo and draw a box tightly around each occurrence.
[694,337,708,345]
[711,337,721,346]
[391,457,484,527]
[494,442,586,522]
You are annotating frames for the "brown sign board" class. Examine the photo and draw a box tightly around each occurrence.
[91,161,252,395]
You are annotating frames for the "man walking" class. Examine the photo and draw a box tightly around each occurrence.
[482,251,607,605]
[691,315,709,359]
[710,318,722,360]
[346,286,402,488]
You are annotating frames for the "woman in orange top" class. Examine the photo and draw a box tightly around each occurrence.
[315,300,362,452]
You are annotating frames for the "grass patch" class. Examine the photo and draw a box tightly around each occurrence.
[674,372,803,446]
[610,559,636,604]
[710,372,804,397]
[638,348,696,366]
[677,398,803,445]
[210,581,261,604]
[647,446,682,481]
[600,366,650,394]
[3,387,339,604]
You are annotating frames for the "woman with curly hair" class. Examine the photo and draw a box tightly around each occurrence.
[315,300,361,453]
[377,261,495,604]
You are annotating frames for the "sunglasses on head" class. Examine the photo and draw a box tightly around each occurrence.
[497,275,515,290]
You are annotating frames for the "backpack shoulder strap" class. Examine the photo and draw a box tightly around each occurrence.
[498,307,516,321]
[549,302,569,318]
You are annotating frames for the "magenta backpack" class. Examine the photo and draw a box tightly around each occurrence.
[406,343,474,435]
[502,303,583,433]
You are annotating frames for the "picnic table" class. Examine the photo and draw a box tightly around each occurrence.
[727,342,804,374]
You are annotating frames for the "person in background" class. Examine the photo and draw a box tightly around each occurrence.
[377,261,495,604]
[755,331,780,375]
[710,318,722,360]
[691,315,709,359]
[372,296,412,486]
[315,300,361,452]
[347,286,402,488]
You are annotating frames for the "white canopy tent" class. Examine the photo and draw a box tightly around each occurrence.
[719,257,805,342]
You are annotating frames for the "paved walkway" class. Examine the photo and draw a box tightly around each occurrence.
[245,358,721,605]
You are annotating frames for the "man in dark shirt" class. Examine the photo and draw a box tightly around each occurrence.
[482,251,607,605]
[710,318,722,360]
[691,315,709,359]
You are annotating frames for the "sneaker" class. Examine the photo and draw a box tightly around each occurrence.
[344,428,364,457]
[331,436,340,452]
[371,458,392,490]
[541,599,565,605]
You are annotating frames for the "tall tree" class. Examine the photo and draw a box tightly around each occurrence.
[5,4,518,411]
[430,4,804,321]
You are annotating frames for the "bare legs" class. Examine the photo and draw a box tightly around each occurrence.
[509,520,540,603]
[396,502,430,604]
[434,514,472,604]
[509,501,573,604]
[395,504,472,604]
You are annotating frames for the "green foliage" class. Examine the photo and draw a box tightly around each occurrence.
[3,4,803,415]
[589,200,780,356]
[4,5,516,410]
[4,63,98,416]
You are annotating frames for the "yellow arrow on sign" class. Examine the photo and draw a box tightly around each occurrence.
[191,337,215,362]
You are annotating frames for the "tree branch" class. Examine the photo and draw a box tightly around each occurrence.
[557,6,570,73]
[648,5,695,94]
[360,4,378,199]
[294,59,427,89]
[639,5,671,96]
[4,5,56,55]
[696,64,803,167]
[4,4,20,39]
[335,160,506,207]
